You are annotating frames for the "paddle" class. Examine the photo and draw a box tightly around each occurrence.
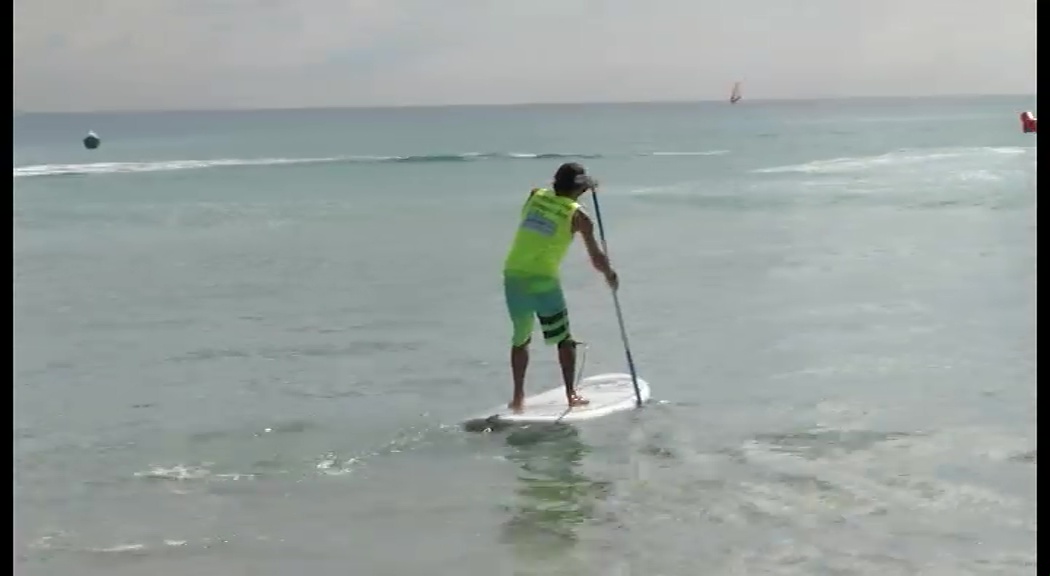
[590,187,643,407]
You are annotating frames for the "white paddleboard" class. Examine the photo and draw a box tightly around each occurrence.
[466,372,651,427]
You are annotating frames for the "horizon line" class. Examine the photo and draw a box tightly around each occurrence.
[14,92,1036,115]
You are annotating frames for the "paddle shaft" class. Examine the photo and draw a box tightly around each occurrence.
[590,190,643,407]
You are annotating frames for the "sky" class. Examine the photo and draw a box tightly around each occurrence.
[13,0,1038,112]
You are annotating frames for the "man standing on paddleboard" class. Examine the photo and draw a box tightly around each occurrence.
[502,162,619,413]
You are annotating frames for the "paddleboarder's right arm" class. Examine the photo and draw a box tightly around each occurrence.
[573,211,618,290]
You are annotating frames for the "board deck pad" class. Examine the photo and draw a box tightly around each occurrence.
[465,372,651,428]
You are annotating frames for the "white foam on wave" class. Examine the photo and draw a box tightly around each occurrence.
[622,182,695,197]
[755,146,1030,175]
[13,156,342,178]
[13,149,731,178]
[90,543,148,553]
[648,150,729,156]
[133,463,255,481]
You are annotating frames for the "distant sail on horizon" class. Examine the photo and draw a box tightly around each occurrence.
[729,81,742,104]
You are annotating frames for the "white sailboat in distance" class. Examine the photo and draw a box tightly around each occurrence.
[729,81,742,104]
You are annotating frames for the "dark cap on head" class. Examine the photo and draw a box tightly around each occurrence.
[553,162,595,193]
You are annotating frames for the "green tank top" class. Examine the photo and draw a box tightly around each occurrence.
[503,188,580,278]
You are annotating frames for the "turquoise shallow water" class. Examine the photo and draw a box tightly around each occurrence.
[15,96,1036,575]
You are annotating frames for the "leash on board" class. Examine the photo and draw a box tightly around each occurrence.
[590,189,643,407]
[553,340,590,424]
[573,340,589,392]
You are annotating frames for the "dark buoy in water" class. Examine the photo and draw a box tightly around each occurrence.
[83,131,100,150]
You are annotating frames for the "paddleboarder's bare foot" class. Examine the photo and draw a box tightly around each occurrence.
[567,394,590,408]
[508,398,524,413]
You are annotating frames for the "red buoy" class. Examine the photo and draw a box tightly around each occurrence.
[1020,111,1037,133]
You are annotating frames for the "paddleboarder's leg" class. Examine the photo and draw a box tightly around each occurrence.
[556,340,588,407]
[535,280,589,407]
[504,275,535,412]
[509,342,530,412]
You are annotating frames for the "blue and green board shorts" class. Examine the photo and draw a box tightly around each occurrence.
[503,274,572,346]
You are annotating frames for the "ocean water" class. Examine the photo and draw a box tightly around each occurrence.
[14,96,1036,575]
